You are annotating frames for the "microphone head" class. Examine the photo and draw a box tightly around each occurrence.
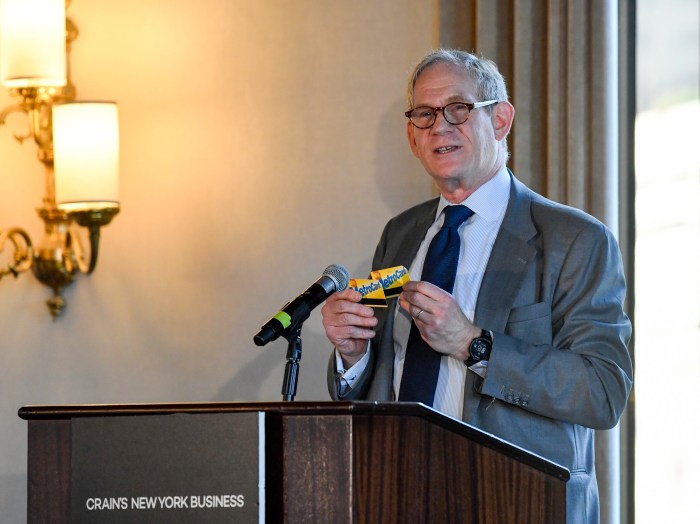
[323,264,349,292]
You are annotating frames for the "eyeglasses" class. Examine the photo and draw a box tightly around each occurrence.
[405,100,499,129]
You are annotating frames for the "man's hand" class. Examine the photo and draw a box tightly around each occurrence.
[398,281,480,360]
[321,288,377,368]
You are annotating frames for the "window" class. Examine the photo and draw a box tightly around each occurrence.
[635,0,700,522]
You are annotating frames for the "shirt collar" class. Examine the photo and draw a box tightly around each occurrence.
[436,166,511,222]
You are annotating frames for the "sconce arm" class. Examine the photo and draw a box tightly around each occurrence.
[0,103,32,144]
[0,227,34,280]
[69,208,120,274]
[87,225,101,275]
[0,103,23,124]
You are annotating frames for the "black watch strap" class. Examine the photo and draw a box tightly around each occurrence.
[465,329,493,367]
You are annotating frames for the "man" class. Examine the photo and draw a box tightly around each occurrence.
[321,49,633,523]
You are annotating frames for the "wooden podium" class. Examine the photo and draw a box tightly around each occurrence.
[19,401,568,523]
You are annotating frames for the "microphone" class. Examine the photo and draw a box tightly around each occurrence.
[254,264,349,346]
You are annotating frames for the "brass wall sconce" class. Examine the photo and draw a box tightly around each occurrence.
[0,0,120,318]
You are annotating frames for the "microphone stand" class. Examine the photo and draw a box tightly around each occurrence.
[281,326,302,401]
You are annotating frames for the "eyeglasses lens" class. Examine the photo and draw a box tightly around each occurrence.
[410,103,471,128]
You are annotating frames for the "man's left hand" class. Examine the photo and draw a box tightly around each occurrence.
[399,280,481,360]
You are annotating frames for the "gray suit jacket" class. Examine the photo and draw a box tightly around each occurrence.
[328,172,633,523]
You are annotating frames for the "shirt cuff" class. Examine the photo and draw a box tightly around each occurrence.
[468,359,488,378]
[335,344,371,394]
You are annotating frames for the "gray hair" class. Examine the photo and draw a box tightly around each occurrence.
[406,49,509,109]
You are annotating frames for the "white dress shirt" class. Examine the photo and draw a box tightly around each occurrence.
[337,166,510,419]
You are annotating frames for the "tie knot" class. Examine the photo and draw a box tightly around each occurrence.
[442,205,473,229]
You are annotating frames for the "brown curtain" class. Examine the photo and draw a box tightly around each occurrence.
[438,1,631,523]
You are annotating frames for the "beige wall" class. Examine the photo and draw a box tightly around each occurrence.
[0,1,437,518]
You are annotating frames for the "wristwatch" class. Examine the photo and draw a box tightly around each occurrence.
[465,329,493,367]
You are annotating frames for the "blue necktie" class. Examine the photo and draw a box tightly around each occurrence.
[398,205,474,405]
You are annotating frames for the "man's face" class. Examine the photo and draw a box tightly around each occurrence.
[406,63,505,193]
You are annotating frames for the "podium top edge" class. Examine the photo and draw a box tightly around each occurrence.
[18,400,569,481]
[18,400,420,419]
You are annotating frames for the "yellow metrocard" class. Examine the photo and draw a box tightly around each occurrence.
[348,278,387,307]
[370,265,410,298]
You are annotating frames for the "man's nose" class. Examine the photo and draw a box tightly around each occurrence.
[431,109,452,132]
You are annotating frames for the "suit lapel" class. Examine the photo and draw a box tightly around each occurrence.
[475,173,538,333]
[369,199,439,401]
[373,199,438,331]
[387,200,438,270]
[463,173,538,420]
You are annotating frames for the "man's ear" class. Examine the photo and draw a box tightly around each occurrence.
[406,121,420,158]
[491,101,515,141]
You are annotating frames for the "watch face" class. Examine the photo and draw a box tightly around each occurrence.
[470,338,489,360]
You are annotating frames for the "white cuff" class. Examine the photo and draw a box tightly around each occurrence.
[335,343,371,393]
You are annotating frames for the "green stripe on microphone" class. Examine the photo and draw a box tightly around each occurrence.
[274,310,292,329]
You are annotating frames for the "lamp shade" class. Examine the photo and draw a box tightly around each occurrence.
[0,0,67,87]
[53,102,120,211]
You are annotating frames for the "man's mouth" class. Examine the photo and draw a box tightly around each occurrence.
[435,146,458,154]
